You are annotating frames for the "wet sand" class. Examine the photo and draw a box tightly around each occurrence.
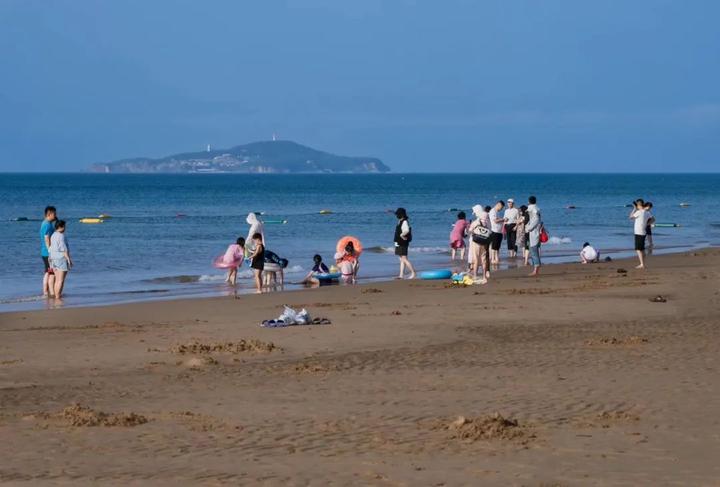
[1,249,720,485]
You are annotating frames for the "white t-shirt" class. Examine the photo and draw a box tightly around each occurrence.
[581,246,598,261]
[504,207,519,224]
[488,208,503,233]
[49,232,68,260]
[631,209,650,236]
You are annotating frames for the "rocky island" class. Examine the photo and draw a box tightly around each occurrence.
[90,140,390,174]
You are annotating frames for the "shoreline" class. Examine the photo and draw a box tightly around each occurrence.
[0,241,708,314]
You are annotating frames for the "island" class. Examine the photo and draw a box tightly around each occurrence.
[89,140,390,174]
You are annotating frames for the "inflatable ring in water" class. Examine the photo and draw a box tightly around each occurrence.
[212,255,242,269]
[419,269,453,280]
[316,272,341,282]
[336,236,363,255]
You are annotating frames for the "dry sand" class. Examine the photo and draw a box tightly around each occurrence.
[1,249,720,486]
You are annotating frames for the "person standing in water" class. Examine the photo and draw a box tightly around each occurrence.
[249,233,265,293]
[644,201,655,249]
[449,211,469,260]
[526,196,543,277]
[468,204,491,284]
[503,198,519,258]
[221,237,245,286]
[630,199,650,269]
[515,205,530,266]
[245,212,265,256]
[40,205,57,297]
[49,220,72,299]
[488,200,505,264]
[394,208,416,279]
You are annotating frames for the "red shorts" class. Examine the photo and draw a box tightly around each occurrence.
[450,239,465,249]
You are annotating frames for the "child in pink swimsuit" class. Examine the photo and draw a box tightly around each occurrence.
[214,237,245,285]
[449,211,469,260]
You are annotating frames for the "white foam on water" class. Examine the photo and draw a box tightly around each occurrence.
[379,246,448,254]
[198,274,227,282]
[547,236,572,245]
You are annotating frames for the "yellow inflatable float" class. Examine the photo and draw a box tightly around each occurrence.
[79,218,104,224]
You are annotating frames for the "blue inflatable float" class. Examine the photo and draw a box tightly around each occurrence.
[316,272,341,282]
[419,269,453,280]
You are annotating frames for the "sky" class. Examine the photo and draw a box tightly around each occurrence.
[0,0,718,172]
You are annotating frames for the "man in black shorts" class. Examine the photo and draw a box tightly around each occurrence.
[488,200,505,264]
[40,206,57,296]
[629,199,649,269]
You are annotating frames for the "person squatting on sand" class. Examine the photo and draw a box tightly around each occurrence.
[580,242,600,264]
[49,219,72,299]
[449,211,469,261]
[630,199,650,269]
[40,205,57,297]
[526,196,543,277]
[468,204,491,284]
[394,207,416,279]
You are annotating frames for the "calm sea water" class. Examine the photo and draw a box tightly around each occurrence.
[1,173,718,312]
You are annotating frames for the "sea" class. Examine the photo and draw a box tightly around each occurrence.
[1,173,718,312]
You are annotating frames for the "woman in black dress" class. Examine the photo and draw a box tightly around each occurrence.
[249,232,265,293]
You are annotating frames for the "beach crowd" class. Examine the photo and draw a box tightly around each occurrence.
[37,196,656,298]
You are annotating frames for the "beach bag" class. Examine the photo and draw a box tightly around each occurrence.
[472,226,492,244]
[539,225,549,244]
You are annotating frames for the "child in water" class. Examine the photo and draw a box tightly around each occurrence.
[341,241,360,283]
[300,254,330,286]
[249,233,265,293]
[449,211,469,260]
[221,237,245,285]
[335,252,355,284]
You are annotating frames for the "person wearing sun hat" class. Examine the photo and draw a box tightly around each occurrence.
[504,198,520,258]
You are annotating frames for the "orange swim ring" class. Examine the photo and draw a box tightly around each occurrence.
[336,236,363,260]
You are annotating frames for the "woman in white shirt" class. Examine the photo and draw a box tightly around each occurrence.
[629,199,650,269]
[49,220,72,299]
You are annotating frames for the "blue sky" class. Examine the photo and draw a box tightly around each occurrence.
[0,0,718,172]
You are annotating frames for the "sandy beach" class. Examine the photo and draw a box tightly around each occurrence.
[1,249,719,485]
